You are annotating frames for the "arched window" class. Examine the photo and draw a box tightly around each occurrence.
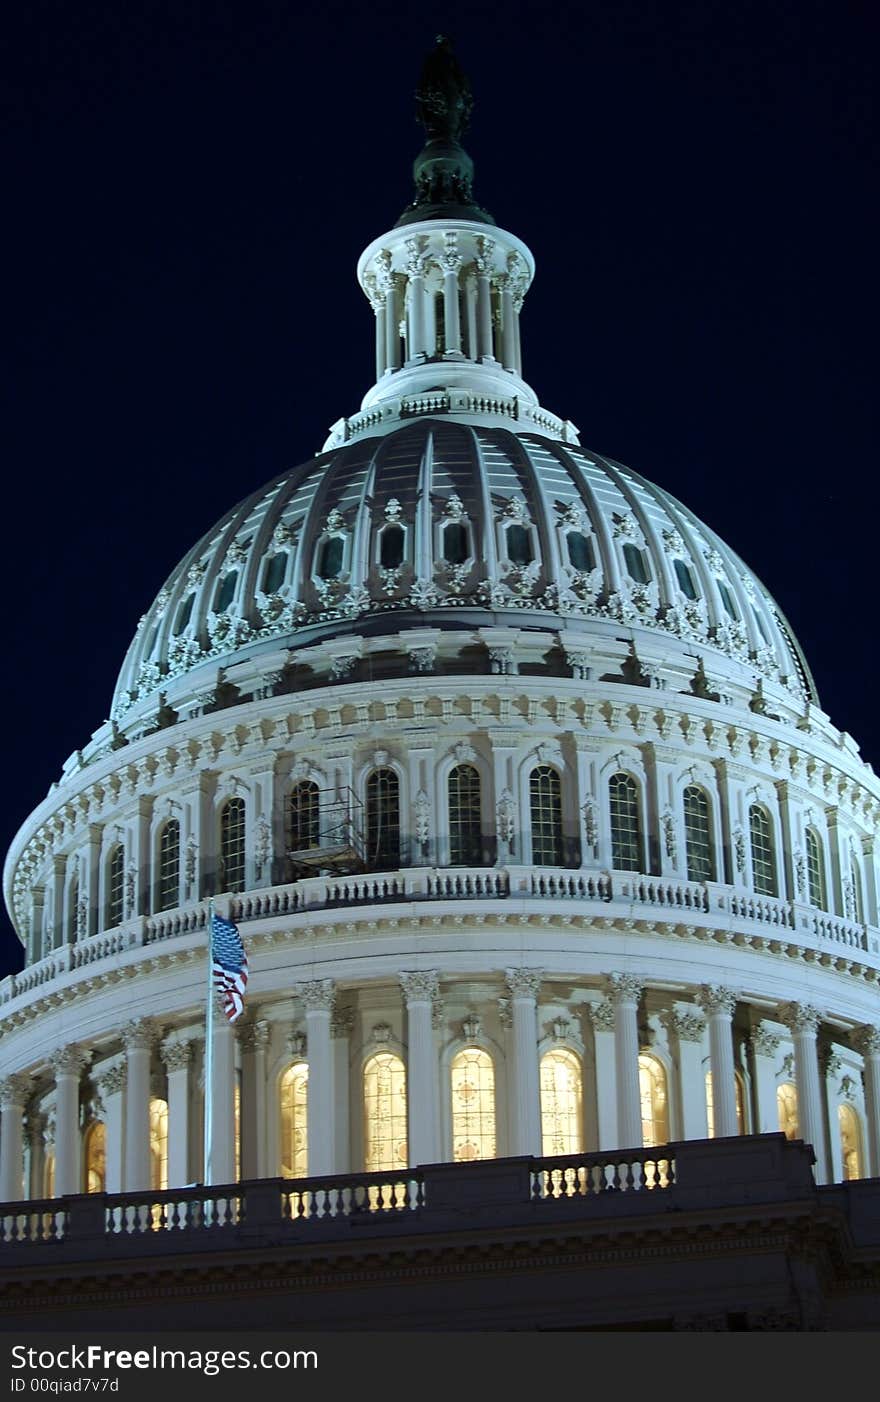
[448,764,482,865]
[85,1121,106,1193]
[749,805,777,896]
[318,536,344,580]
[705,1070,746,1137]
[279,1062,309,1178]
[107,845,125,927]
[673,558,697,600]
[777,1083,799,1141]
[215,571,238,614]
[67,875,79,943]
[805,828,826,909]
[451,1047,496,1162]
[289,781,320,853]
[505,523,533,566]
[638,1054,668,1148]
[366,768,400,869]
[622,543,650,584]
[683,785,714,881]
[717,580,738,619]
[540,1048,583,1156]
[566,530,595,572]
[157,819,180,911]
[442,521,469,564]
[609,772,642,872]
[173,593,195,635]
[379,524,405,569]
[363,1052,407,1174]
[262,552,287,594]
[220,798,246,893]
[838,1104,863,1181]
[149,1098,168,1191]
[529,765,563,866]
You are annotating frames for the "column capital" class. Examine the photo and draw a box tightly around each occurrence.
[399,970,440,1005]
[750,1023,782,1057]
[697,985,737,1019]
[779,1002,821,1036]
[332,1007,356,1039]
[236,1019,271,1053]
[50,1045,91,1078]
[604,973,644,1006]
[505,968,543,1001]
[587,999,615,1033]
[161,1037,193,1073]
[286,1030,307,1059]
[669,1009,706,1043]
[122,1017,157,1052]
[852,1024,880,1058]
[0,1073,31,1108]
[97,1062,126,1097]
[299,978,335,1013]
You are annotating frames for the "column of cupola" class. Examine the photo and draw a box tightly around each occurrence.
[122,1019,154,1190]
[749,1022,784,1133]
[300,979,335,1177]
[474,236,496,361]
[669,1008,709,1138]
[83,824,102,938]
[51,1047,89,1195]
[404,235,430,361]
[237,1019,269,1181]
[775,781,801,905]
[400,971,440,1166]
[208,999,237,1184]
[780,1002,827,1182]
[698,985,739,1137]
[504,969,543,1156]
[440,233,463,355]
[49,856,65,950]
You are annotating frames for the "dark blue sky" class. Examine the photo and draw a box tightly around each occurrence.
[2,0,877,975]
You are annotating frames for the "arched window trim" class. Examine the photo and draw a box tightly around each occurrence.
[363,764,403,871]
[362,1048,408,1175]
[804,826,827,910]
[311,526,350,584]
[682,783,715,883]
[446,761,484,867]
[440,1030,507,1161]
[374,519,408,570]
[288,779,321,856]
[218,795,247,894]
[608,770,644,874]
[105,843,126,929]
[494,509,540,572]
[748,802,778,898]
[528,763,564,867]
[261,550,289,596]
[155,817,181,913]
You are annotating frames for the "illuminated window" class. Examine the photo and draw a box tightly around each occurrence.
[451,1047,496,1162]
[379,524,405,569]
[673,558,697,600]
[838,1104,863,1181]
[540,1049,583,1156]
[43,1152,55,1199]
[805,829,826,910]
[442,522,469,564]
[149,1098,168,1191]
[505,523,533,565]
[279,1062,309,1178]
[705,1070,746,1137]
[215,571,238,614]
[566,530,595,572]
[157,820,180,911]
[777,1083,799,1140]
[263,553,286,594]
[318,536,344,580]
[683,785,714,881]
[363,1053,407,1174]
[366,768,400,868]
[638,1054,668,1147]
[623,543,649,584]
[289,781,320,853]
[529,765,563,866]
[749,805,777,896]
[609,772,641,872]
[220,798,246,893]
[85,1122,106,1193]
[107,845,125,927]
[449,764,482,865]
[174,593,195,635]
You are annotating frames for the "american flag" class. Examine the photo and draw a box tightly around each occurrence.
[210,912,249,1024]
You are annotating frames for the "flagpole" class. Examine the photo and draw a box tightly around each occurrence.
[203,896,215,1189]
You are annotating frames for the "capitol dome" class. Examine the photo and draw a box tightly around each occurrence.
[1,35,879,1244]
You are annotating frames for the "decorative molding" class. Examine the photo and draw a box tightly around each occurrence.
[671,1010,706,1044]
[299,979,335,1014]
[852,1025,880,1058]
[505,968,543,1001]
[461,1014,482,1042]
[587,1000,615,1033]
[287,1030,307,1059]
[160,1038,192,1073]
[370,1022,393,1045]
[50,1046,91,1078]
[331,1007,355,1039]
[779,1002,821,1036]
[0,1073,31,1107]
[399,970,439,1005]
[751,1024,782,1058]
[605,973,644,1006]
[698,985,737,1019]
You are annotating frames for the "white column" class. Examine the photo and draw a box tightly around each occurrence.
[822,1050,844,1183]
[669,1009,708,1139]
[606,974,644,1149]
[464,274,478,359]
[500,276,516,371]
[210,1005,236,1184]
[122,1019,153,1192]
[853,1025,880,1177]
[0,1075,29,1201]
[332,1007,353,1174]
[781,1002,827,1181]
[698,985,739,1137]
[475,237,495,360]
[505,969,543,1157]
[300,979,335,1176]
[400,972,439,1167]
[162,1037,193,1188]
[385,275,401,372]
[405,236,429,360]
[238,1020,269,1181]
[587,1002,618,1150]
[96,1062,125,1193]
[750,1024,783,1133]
[441,237,462,354]
[52,1048,88,1195]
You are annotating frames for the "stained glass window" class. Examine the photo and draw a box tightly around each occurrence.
[540,1048,583,1156]
[566,531,595,572]
[442,522,469,564]
[263,552,287,594]
[451,1047,496,1162]
[673,558,697,600]
[215,572,237,614]
[638,1054,668,1147]
[506,523,533,565]
[318,536,344,580]
[149,1098,168,1192]
[280,1062,309,1179]
[623,543,649,584]
[379,525,405,569]
[363,1053,407,1173]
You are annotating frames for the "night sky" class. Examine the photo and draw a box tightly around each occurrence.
[3,0,877,977]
